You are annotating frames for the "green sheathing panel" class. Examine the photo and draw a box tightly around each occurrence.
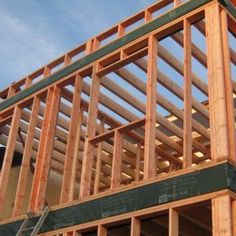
[0,0,212,112]
[220,0,236,18]
[1,163,236,235]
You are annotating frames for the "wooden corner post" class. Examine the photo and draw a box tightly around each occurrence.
[79,63,101,199]
[30,85,61,212]
[205,3,229,161]
[220,8,236,162]
[144,34,158,180]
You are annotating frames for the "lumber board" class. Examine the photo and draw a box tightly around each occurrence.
[12,96,41,217]
[169,208,179,236]
[220,9,236,162]
[144,35,158,179]
[0,106,22,212]
[60,75,83,203]
[30,86,61,211]
[183,19,192,168]
[131,218,141,236]
[212,195,232,236]
[205,3,229,160]
[111,131,123,189]
[79,63,101,199]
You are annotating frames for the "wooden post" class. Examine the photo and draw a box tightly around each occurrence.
[94,118,105,194]
[86,39,94,55]
[135,142,142,182]
[131,217,141,236]
[79,63,100,199]
[118,24,125,37]
[220,9,236,162]
[144,35,158,179]
[212,195,232,236]
[111,130,123,189]
[183,18,192,168]
[12,96,41,217]
[25,76,33,89]
[169,208,179,236]
[0,106,22,212]
[174,0,181,7]
[64,54,72,66]
[30,85,61,212]
[44,66,51,77]
[232,200,236,236]
[68,106,84,201]
[144,9,152,23]
[98,225,107,236]
[7,85,16,98]
[205,3,229,161]
[60,75,83,204]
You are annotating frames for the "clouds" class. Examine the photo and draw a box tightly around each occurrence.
[0,0,155,90]
[0,5,63,88]
[0,6,60,58]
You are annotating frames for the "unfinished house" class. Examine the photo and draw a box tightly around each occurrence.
[0,0,236,235]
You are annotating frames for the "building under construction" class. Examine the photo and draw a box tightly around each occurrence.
[0,0,236,235]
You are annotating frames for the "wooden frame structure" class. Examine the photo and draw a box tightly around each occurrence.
[0,0,236,235]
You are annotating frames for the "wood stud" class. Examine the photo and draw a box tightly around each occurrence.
[30,86,61,211]
[144,35,158,180]
[183,18,192,168]
[12,96,41,217]
[205,3,229,161]
[79,62,101,199]
[0,106,22,212]
[60,75,83,203]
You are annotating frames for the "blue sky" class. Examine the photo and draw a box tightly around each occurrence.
[0,0,156,91]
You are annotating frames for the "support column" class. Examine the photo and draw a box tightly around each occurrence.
[144,35,158,179]
[205,3,229,161]
[220,9,236,162]
[94,118,105,194]
[131,217,141,236]
[68,106,84,201]
[98,225,107,236]
[183,18,192,168]
[79,63,100,199]
[13,96,41,217]
[111,130,123,189]
[135,142,142,182]
[60,75,83,204]
[169,208,179,236]
[212,195,232,236]
[30,85,61,212]
[232,200,236,236]
[0,106,22,212]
